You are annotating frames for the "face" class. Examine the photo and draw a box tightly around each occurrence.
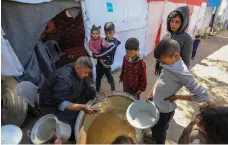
[170,16,182,33]
[159,52,180,65]
[91,30,100,40]
[105,31,115,40]
[126,49,138,60]
[75,65,92,79]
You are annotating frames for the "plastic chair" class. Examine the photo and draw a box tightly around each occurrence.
[44,40,65,70]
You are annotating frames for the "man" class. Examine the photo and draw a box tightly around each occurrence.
[155,6,193,75]
[39,56,96,140]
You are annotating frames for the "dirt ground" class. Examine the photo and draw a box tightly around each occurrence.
[20,30,228,144]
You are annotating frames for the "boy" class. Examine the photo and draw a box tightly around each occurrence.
[119,38,147,99]
[93,22,121,92]
[191,35,201,60]
[146,39,210,144]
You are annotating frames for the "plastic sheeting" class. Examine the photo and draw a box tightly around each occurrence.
[81,0,148,70]
[9,0,52,4]
[1,29,24,76]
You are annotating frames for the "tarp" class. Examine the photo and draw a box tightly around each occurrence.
[81,0,148,70]
[2,0,80,67]
[9,0,52,3]
[1,29,24,76]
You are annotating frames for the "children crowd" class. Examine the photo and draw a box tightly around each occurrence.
[88,6,227,144]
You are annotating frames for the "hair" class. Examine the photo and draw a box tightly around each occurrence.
[195,35,201,39]
[125,38,139,51]
[169,11,184,23]
[91,25,101,34]
[154,39,180,59]
[112,136,135,144]
[199,105,228,144]
[74,56,93,69]
[104,22,115,31]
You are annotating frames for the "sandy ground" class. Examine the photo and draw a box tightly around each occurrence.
[20,30,228,144]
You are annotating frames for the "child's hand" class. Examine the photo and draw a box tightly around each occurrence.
[146,94,153,102]
[136,90,142,99]
[166,95,179,102]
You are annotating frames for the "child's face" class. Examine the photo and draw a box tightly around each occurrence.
[105,31,115,40]
[170,16,182,33]
[159,52,180,65]
[91,30,100,40]
[126,49,138,60]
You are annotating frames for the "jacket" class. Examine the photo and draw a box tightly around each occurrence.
[119,55,147,93]
[156,6,193,74]
[153,59,210,113]
[89,36,102,55]
[93,37,121,65]
[164,6,193,68]
[39,63,96,116]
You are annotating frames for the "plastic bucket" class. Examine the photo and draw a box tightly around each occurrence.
[30,114,71,144]
[15,81,38,107]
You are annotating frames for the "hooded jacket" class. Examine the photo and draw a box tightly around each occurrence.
[119,55,147,93]
[164,6,193,68]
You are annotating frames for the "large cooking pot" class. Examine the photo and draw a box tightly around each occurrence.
[1,77,28,126]
[75,91,144,144]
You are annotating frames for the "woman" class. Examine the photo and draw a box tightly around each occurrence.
[155,6,193,75]
[178,103,228,144]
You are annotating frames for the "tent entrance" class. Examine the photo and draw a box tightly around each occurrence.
[41,9,89,69]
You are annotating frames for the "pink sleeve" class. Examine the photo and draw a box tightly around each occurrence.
[89,40,99,54]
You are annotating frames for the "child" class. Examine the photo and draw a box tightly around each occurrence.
[119,38,147,99]
[89,25,109,68]
[112,136,135,144]
[191,35,201,60]
[146,39,210,144]
[93,22,121,92]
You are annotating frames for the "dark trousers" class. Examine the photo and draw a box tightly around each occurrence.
[192,46,198,58]
[96,60,115,92]
[151,111,175,144]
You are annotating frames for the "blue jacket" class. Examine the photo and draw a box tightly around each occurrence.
[39,63,96,119]
[93,37,121,65]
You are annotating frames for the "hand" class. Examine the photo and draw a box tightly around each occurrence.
[136,90,142,99]
[154,69,160,76]
[119,79,122,83]
[54,139,61,144]
[82,105,95,115]
[166,95,179,102]
[146,94,153,102]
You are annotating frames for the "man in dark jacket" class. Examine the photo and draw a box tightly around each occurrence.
[155,6,193,75]
[39,56,96,140]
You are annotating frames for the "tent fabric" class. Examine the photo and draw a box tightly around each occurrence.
[2,0,80,67]
[9,0,52,4]
[1,29,24,76]
[81,0,148,70]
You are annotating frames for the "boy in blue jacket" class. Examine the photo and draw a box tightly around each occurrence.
[93,22,121,92]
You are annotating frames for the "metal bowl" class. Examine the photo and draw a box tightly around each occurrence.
[91,102,108,113]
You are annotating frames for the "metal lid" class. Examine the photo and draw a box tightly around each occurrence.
[1,125,23,144]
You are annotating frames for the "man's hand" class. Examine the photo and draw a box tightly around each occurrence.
[136,90,142,99]
[82,105,95,115]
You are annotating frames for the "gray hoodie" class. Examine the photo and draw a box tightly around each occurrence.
[164,6,193,68]
[153,59,210,113]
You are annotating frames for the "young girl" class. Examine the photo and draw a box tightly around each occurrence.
[89,25,110,69]
[89,25,102,55]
